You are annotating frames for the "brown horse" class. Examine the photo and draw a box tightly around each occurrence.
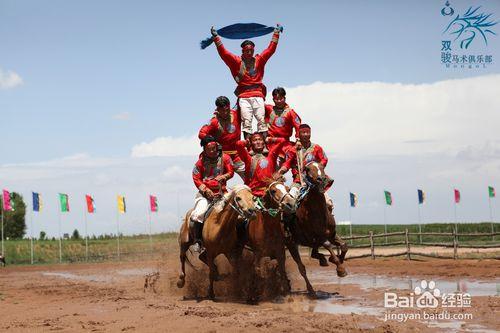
[245,180,297,300]
[177,184,257,291]
[285,161,348,296]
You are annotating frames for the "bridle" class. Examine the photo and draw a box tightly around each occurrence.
[228,186,255,220]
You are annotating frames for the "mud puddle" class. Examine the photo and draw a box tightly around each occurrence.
[41,268,156,282]
[309,270,500,297]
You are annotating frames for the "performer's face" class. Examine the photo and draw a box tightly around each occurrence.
[216,104,230,119]
[204,143,218,159]
[251,134,264,152]
[242,46,254,60]
[273,94,286,109]
[299,128,311,144]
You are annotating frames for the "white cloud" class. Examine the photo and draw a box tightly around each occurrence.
[0,68,23,89]
[280,74,500,159]
[112,112,131,121]
[131,135,199,157]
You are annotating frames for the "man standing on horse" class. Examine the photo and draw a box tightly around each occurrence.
[199,96,245,179]
[265,87,302,166]
[236,133,286,197]
[191,136,235,251]
[211,24,282,140]
[276,124,334,211]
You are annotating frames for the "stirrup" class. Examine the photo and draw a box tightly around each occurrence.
[192,242,204,253]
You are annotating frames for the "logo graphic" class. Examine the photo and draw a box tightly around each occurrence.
[384,279,472,309]
[441,1,454,17]
[226,124,236,133]
[275,116,285,127]
[305,153,314,163]
[443,6,498,49]
[259,159,268,169]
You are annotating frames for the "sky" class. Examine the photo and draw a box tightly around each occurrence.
[1,0,500,237]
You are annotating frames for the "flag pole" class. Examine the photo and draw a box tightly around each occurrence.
[384,204,387,244]
[348,202,353,245]
[148,206,153,259]
[84,202,89,262]
[58,205,62,263]
[116,209,121,261]
[454,200,457,234]
[489,195,494,241]
[30,200,34,265]
[1,204,4,257]
[417,203,422,244]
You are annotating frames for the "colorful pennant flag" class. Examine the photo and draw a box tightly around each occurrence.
[86,195,95,213]
[418,189,425,204]
[150,195,158,212]
[489,186,496,198]
[117,195,126,213]
[2,189,13,211]
[32,192,42,212]
[454,189,461,204]
[384,190,392,206]
[59,193,70,212]
[349,192,357,208]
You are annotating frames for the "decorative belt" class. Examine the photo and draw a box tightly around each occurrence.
[223,150,237,155]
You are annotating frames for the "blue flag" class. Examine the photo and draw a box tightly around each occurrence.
[418,189,425,204]
[32,192,41,212]
[350,192,357,207]
[200,23,282,49]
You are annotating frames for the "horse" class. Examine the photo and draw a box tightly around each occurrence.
[285,161,348,296]
[244,179,297,300]
[176,184,257,291]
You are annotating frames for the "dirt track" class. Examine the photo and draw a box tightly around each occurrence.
[0,248,499,332]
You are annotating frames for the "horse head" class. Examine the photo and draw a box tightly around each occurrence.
[265,179,296,214]
[304,162,326,193]
[229,184,258,219]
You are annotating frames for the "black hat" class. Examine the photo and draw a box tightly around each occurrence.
[241,40,255,48]
[200,136,217,147]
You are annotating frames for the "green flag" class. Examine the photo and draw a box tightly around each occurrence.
[384,190,392,206]
[59,193,70,212]
[489,186,496,198]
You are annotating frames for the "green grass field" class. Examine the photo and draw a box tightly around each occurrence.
[0,223,498,265]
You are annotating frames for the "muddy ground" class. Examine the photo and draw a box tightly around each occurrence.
[0,247,498,332]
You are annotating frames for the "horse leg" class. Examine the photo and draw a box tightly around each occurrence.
[176,242,189,288]
[207,256,217,300]
[247,253,262,304]
[323,240,347,277]
[277,252,291,295]
[311,247,329,266]
[332,234,348,264]
[285,241,316,297]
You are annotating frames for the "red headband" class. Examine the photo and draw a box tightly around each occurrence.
[242,44,254,51]
[206,141,217,148]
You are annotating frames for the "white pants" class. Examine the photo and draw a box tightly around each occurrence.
[190,192,209,224]
[239,97,267,133]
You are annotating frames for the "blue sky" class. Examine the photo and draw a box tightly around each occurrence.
[1,1,500,236]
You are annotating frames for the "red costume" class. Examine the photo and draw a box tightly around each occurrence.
[192,153,234,195]
[265,103,301,157]
[236,138,286,197]
[198,109,242,165]
[283,143,329,184]
[213,32,279,98]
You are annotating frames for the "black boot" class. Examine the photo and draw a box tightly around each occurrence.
[192,222,204,253]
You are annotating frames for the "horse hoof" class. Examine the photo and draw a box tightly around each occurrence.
[307,290,318,299]
[177,278,185,288]
[336,268,348,277]
[319,258,329,267]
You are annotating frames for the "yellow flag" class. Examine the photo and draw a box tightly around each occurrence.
[117,195,126,213]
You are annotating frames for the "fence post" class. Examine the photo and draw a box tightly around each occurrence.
[453,227,458,260]
[405,228,410,261]
[369,231,375,260]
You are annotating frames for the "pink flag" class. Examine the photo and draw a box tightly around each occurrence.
[2,189,12,211]
[454,189,461,204]
[149,195,158,212]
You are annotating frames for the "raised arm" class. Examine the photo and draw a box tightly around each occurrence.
[213,35,240,71]
[198,117,217,140]
[236,140,252,168]
[267,137,286,170]
[259,25,281,64]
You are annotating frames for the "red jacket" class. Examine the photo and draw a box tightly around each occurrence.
[265,103,301,157]
[283,143,329,184]
[192,153,234,195]
[214,32,279,99]
[198,109,242,162]
[236,138,285,197]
